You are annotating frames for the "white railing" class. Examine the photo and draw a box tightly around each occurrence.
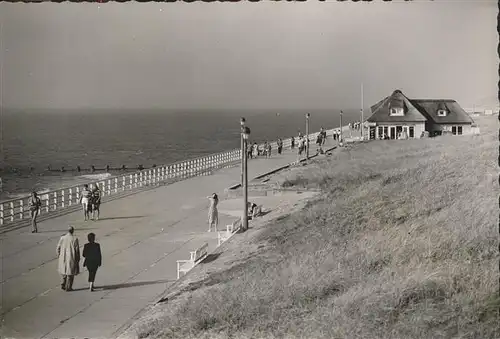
[0,129,334,227]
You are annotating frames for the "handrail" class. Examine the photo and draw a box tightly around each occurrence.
[0,129,332,226]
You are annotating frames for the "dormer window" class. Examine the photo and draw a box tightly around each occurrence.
[437,109,447,117]
[390,107,404,116]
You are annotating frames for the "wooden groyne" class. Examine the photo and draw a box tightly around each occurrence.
[0,129,336,227]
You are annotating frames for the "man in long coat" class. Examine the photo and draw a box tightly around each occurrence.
[57,226,80,291]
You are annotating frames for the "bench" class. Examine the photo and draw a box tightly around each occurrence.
[217,218,241,247]
[176,242,209,279]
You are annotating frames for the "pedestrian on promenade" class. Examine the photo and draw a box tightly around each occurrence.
[267,142,272,158]
[321,127,327,145]
[262,141,268,157]
[57,226,80,291]
[291,136,295,149]
[277,138,283,154]
[83,232,102,292]
[79,184,92,221]
[91,184,101,221]
[252,142,258,158]
[247,143,253,159]
[207,193,219,232]
[29,191,42,233]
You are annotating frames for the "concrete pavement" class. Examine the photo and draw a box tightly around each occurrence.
[0,136,343,339]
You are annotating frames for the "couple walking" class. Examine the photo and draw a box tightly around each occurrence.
[79,184,101,221]
[57,226,102,291]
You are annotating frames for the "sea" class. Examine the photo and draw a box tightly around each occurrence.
[0,108,361,201]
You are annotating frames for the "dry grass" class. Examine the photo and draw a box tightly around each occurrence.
[136,116,498,339]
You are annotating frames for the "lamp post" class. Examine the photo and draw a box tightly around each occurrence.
[240,118,250,231]
[339,110,343,147]
[305,113,310,160]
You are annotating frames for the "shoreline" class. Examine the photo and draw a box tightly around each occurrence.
[0,125,358,202]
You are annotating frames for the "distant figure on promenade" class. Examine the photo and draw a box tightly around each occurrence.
[266,142,272,158]
[91,184,101,221]
[79,184,92,221]
[83,232,102,292]
[320,127,327,145]
[57,226,80,291]
[277,138,283,154]
[316,132,324,154]
[247,143,253,159]
[207,193,219,232]
[29,191,42,233]
[252,142,258,158]
[291,136,295,149]
[299,136,306,156]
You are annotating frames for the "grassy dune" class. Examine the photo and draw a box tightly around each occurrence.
[138,116,498,339]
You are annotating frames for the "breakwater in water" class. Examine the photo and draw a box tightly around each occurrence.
[0,109,364,199]
[0,129,341,229]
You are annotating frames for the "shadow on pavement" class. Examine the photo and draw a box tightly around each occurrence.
[97,216,146,221]
[72,279,173,292]
[42,228,98,233]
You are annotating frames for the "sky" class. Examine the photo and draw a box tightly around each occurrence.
[0,0,497,111]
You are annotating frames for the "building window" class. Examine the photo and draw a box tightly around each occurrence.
[369,126,376,140]
[451,126,462,135]
[437,109,447,117]
[377,126,384,139]
[390,107,404,116]
[409,126,414,138]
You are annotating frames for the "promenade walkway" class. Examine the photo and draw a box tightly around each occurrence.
[0,136,346,339]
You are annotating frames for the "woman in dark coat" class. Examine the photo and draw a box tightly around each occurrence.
[82,233,102,291]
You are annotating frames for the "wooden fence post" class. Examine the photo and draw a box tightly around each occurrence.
[44,194,50,213]
[19,200,24,220]
[9,202,14,222]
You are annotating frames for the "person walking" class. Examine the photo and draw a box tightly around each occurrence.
[266,142,272,158]
[83,232,102,292]
[252,142,258,158]
[79,184,92,221]
[29,191,42,233]
[247,143,253,159]
[320,127,327,146]
[207,193,219,232]
[57,226,80,291]
[277,138,283,155]
[90,184,101,221]
[291,136,295,149]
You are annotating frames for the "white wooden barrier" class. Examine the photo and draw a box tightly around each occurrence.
[217,218,242,247]
[176,243,209,279]
[0,128,336,226]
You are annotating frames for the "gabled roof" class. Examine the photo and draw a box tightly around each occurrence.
[367,90,428,123]
[409,99,474,124]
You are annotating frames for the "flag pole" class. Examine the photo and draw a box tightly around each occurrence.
[361,83,364,140]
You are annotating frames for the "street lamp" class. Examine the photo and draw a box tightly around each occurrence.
[240,117,250,231]
[305,113,310,160]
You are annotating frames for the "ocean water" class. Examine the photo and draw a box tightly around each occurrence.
[0,109,361,200]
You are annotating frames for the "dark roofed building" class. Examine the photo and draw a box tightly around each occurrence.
[366,90,474,140]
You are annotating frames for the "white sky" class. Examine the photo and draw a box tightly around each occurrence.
[0,0,497,110]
